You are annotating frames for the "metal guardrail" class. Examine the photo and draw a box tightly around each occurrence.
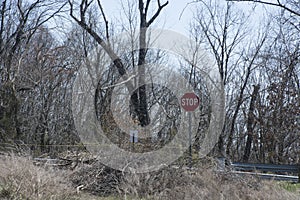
[231,162,300,183]
[231,171,299,182]
[231,162,300,173]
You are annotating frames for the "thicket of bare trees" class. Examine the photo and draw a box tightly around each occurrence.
[192,0,299,163]
[0,0,79,154]
[0,0,299,165]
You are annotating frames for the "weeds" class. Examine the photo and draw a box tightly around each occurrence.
[0,154,299,200]
[0,154,77,200]
[278,181,300,193]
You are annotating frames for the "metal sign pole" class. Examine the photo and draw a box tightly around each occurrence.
[181,92,200,170]
[189,112,192,169]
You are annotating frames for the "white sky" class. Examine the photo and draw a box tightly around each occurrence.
[48,0,279,42]
[99,0,194,34]
[98,0,277,36]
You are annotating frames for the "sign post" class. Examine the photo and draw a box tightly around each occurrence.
[181,93,200,169]
[130,130,138,151]
[130,130,138,143]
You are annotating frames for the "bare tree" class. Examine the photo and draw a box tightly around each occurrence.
[253,14,300,163]
[68,0,168,127]
[0,0,66,145]
[243,84,260,162]
[190,0,268,159]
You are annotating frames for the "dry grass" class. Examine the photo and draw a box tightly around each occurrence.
[154,169,300,200]
[0,154,78,200]
[71,159,300,200]
[0,154,299,200]
[117,167,300,200]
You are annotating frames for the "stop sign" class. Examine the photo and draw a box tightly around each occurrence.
[181,93,200,112]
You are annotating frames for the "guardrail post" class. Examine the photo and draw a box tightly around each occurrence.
[216,157,226,171]
[298,164,300,183]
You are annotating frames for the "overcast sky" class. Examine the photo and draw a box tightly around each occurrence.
[98,0,193,34]
[49,0,278,42]
[98,0,275,35]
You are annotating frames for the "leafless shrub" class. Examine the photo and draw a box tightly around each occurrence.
[118,166,299,200]
[155,169,300,200]
[70,161,123,196]
[5,150,289,200]
[67,155,299,200]
[118,167,186,198]
[0,154,77,200]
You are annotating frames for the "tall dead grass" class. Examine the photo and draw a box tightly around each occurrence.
[71,159,300,200]
[0,154,298,200]
[0,154,77,200]
[118,166,300,200]
[151,169,300,200]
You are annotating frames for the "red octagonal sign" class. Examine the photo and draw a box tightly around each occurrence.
[181,93,200,112]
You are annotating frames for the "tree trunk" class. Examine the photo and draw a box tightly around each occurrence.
[243,85,260,162]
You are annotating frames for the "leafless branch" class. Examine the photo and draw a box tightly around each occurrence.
[147,0,169,27]
[96,0,109,41]
[68,0,135,91]
[101,74,137,90]
[226,0,300,17]
[145,0,151,14]
[0,0,7,53]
